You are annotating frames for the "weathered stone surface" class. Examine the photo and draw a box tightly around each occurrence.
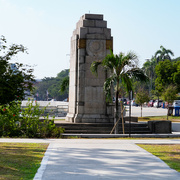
[86,39,106,57]
[66,14,113,123]
[89,27,104,34]
[106,39,113,50]
[83,14,103,20]
[95,20,107,28]
[86,34,106,40]
[78,39,86,49]
[83,20,95,27]
[104,28,111,39]
[79,27,88,38]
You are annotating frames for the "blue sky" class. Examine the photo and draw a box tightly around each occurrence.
[0,0,180,79]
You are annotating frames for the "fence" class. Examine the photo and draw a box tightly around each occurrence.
[21,101,68,117]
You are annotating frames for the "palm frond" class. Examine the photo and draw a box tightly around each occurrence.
[102,49,116,71]
[155,50,162,58]
[121,51,138,69]
[90,61,102,76]
[127,68,149,82]
[121,73,133,92]
[103,75,115,102]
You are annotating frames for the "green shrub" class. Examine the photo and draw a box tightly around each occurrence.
[0,99,64,138]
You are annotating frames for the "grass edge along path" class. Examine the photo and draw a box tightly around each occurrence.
[137,144,180,173]
[0,143,49,180]
[138,116,180,122]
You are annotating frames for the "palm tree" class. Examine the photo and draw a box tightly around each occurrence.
[155,45,174,63]
[142,57,156,98]
[91,50,148,134]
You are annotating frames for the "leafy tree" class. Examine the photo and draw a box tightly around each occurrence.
[173,60,180,92]
[0,36,35,105]
[34,69,69,101]
[155,45,174,62]
[155,60,180,93]
[135,89,150,117]
[172,56,180,62]
[161,85,177,120]
[57,69,69,78]
[60,76,69,94]
[91,50,148,134]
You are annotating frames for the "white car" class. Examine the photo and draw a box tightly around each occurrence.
[153,100,163,108]
[131,100,138,106]
[173,100,180,107]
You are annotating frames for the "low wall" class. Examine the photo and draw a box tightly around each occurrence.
[148,120,172,133]
[21,101,68,117]
[172,123,180,132]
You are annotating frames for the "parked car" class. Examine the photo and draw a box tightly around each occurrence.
[148,100,155,107]
[153,100,163,108]
[131,100,138,106]
[173,100,180,107]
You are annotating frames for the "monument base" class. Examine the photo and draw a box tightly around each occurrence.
[66,104,126,123]
[66,113,114,123]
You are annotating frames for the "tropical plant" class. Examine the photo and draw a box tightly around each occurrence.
[91,50,148,134]
[0,99,64,137]
[155,45,174,62]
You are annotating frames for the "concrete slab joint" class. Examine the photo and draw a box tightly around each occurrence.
[66,14,114,123]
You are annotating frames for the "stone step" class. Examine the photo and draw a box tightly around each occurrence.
[59,126,149,131]
[64,130,151,134]
[55,122,151,134]
[55,123,148,128]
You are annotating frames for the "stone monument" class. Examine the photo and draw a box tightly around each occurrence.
[66,14,113,123]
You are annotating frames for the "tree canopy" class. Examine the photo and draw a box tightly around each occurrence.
[155,45,174,62]
[33,69,69,101]
[155,60,180,93]
[0,36,35,105]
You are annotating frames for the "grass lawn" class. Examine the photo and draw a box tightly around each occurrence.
[0,143,48,180]
[138,116,180,122]
[138,144,180,172]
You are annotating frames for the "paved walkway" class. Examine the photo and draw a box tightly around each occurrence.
[0,138,180,180]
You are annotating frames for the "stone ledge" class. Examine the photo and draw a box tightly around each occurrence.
[61,133,180,138]
[83,14,103,20]
[148,120,172,133]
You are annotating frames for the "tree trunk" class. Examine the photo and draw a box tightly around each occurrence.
[167,103,169,120]
[114,81,119,134]
[114,89,119,134]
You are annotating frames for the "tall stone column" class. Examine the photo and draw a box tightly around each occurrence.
[66,14,113,123]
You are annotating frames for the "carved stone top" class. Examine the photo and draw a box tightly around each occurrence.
[82,14,103,20]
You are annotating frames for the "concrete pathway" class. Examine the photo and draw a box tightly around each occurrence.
[0,138,180,180]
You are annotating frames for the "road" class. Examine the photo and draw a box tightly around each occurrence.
[126,106,168,117]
